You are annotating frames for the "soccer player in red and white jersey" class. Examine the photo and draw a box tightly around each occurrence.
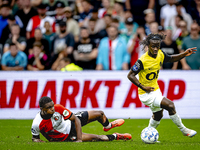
[31,96,132,142]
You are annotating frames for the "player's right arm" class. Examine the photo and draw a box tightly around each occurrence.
[69,114,82,142]
[31,120,45,142]
[127,60,155,93]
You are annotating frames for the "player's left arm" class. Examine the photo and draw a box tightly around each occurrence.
[69,114,82,142]
[165,47,197,62]
[32,135,45,142]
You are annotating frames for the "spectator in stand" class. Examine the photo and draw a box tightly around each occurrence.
[98,0,114,18]
[15,0,38,37]
[127,26,146,67]
[120,17,136,43]
[98,14,112,39]
[160,27,180,70]
[113,0,126,23]
[26,3,56,39]
[50,20,75,70]
[54,1,66,33]
[25,28,49,56]
[125,0,155,26]
[27,41,48,71]
[169,1,192,40]
[143,9,156,35]
[0,4,11,40]
[160,0,186,29]
[149,21,159,34]
[1,42,27,70]
[76,0,93,27]
[43,21,56,52]
[88,18,101,46]
[57,57,83,71]
[44,0,68,17]
[189,0,200,26]
[110,17,120,30]
[0,14,16,46]
[176,20,189,50]
[73,27,98,70]
[169,15,183,40]
[3,24,26,53]
[64,7,80,42]
[83,8,106,35]
[96,25,130,70]
[181,22,200,69]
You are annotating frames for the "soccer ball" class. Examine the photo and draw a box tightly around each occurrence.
[141,127,159,144]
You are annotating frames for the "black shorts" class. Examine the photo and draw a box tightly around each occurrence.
[64,111,88,142]
[75,111,89,126]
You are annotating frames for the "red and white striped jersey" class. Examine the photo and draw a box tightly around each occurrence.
[26,15,56,38]
[31,104,72,141]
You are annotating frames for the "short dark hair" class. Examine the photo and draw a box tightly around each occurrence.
[39,96,53,108]
[9,42,16,47]
[0,4,11,9]
[140,33,166,50]
[80,26,88,30]
[104,14,111,18]
[33,41,42,48]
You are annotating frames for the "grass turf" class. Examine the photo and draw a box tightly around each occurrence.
[0,119,199,150]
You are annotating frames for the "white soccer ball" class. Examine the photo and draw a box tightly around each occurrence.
[141,127,159,144]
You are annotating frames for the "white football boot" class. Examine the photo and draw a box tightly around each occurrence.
[182,128,197,137]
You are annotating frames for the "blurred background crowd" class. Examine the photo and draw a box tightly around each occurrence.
[0,0,200,71]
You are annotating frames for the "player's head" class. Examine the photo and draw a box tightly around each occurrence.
[39,97,55,117]
[140,33,165,57]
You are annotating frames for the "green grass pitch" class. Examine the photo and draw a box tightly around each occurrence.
[0,119,199,150]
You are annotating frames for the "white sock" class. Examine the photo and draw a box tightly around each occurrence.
[113,133,117,139]
[148,117,160,128]
[170,113,186,131]
[104,123,112,129]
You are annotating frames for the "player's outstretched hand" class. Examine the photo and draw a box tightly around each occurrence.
[185,47,197,56]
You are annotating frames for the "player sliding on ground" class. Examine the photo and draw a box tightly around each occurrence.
[127,33,197,137]
[31,96,131,142]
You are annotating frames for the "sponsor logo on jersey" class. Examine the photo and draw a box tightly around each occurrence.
[63,110,69,117]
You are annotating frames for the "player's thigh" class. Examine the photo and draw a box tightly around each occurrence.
[74,111,89,126]
[87,110,104,123]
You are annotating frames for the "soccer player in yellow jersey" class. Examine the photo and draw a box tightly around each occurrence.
[127,33,197,137]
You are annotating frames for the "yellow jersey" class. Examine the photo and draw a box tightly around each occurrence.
[131,49,171,95]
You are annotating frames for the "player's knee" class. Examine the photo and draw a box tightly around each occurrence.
[95,110,104,118]
[168,101,175,111]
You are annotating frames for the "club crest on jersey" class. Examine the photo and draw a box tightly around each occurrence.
[54,116,59,121]
[63,110,69,117]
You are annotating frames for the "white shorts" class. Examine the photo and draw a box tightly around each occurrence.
[139,89,164,113]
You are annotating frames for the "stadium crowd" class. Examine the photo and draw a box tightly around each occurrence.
[0,0,200,71]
